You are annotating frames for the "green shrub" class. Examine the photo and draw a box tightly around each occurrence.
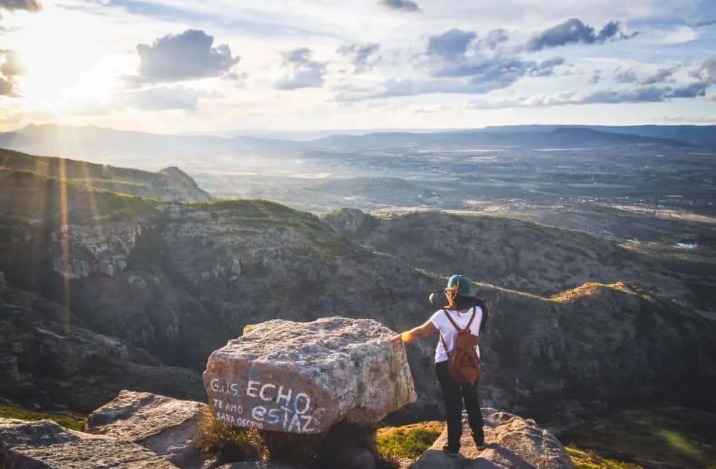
[197,409,266,462]
[377,422,442,459]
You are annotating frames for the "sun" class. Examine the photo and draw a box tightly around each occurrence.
[9,5,130,112]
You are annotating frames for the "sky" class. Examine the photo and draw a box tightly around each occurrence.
[0,0,714,133]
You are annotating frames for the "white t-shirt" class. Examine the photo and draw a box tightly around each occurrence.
[430,307,482,363]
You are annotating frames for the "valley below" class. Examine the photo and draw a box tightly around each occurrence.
[0,125,715,468]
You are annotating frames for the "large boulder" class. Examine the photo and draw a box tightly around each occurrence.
[87,390,208,467]
[203,317,416,435]
[0,418,177,468]
[413,409,573,468]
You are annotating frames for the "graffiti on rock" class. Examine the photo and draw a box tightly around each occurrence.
[208,378,321,434]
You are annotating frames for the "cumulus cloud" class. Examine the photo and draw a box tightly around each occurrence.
[613,67,638,83]
[526,18,635,52]
[135,29,240,82]
[588,70,602,84]
[427,29,477,61]
[0,77,14,95]
[434,56,564,80]
[479,29,509,50]
[338,25,567,102]
[378,0,420,12]
[467,83,708,109]
[425,28,509,62]
[0,0,41,12]
[639,66,679,85]
[0,49,22,76]
[693,54,716,84]
[583,84,706,102]
[0,50,22,96]
[274,48,326,90]
[336,57,565,101]
[338,43,380,73]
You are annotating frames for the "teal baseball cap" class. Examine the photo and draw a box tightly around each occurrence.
[446,274,477,298]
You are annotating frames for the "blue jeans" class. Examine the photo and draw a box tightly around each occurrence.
[435,360,485,452]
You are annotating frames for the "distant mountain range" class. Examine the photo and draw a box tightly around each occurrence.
[0,124,714,163]
[0,124,298,161]
[311,126,716,150]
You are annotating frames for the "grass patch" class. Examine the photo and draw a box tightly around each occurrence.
[562,407,716,469]
[0,404,86,431]
[567,447,645,469]
[197,409,266,462]
[376,421,443,460]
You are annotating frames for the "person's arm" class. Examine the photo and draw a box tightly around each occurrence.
[390,320,438,344]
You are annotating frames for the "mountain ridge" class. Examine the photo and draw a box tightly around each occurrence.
[0,148,211,202]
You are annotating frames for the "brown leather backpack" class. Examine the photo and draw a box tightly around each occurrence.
[439,308,480,384]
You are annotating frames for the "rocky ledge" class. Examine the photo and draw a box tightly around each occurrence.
[0,397,573,469]
[86,390,208,468]
[413,409,573,468]
[0,417,177,468]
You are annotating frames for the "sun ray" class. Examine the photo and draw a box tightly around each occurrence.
[26,155,50,293]
[58,157,71,338]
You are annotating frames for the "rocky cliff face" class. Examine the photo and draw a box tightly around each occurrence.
[49,223,142,279]
[0,282,204,412]
[0,160,714,424]
[477,282,716,419]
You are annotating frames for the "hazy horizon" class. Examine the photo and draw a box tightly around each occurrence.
[3,121,716,142]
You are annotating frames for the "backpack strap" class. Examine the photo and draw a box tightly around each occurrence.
[439,333,450,355]
[442,307,476,332]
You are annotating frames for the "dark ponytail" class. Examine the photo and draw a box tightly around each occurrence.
[475,296,489,333]
[452,295,489,333]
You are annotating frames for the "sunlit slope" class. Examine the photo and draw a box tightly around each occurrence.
[0,168,156,223]
[0,148,211,202]
[322,208,716,310]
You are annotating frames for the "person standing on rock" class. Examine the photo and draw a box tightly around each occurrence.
[391,274,488,457]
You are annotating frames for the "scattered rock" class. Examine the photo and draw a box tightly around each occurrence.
[87,390,208,467]
[203,317,415,435]
[412,409,573,469]
[0,418,177,468]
